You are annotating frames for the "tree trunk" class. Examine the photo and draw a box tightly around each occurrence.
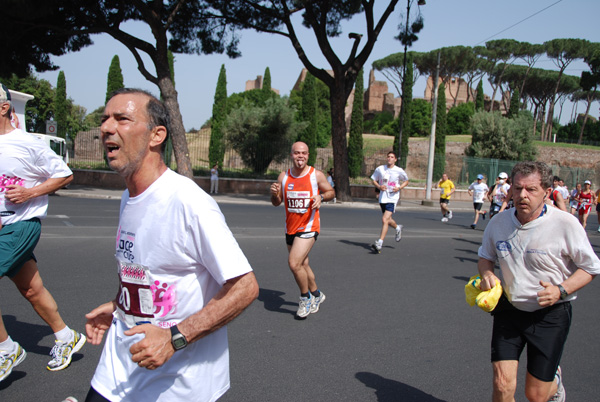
[330,84,351,202]
[157,74,193,178]
[577,96,593,145]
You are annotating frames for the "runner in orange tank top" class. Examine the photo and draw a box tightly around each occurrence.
[270,142,335,318]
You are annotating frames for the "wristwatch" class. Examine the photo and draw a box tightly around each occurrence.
[557,284,568,300]
[170,325,188,351]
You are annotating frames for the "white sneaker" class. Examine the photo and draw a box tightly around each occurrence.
[395,225,403,242]
[441,217,448,223]
[0,343,26,382]
[371,240,382,253]
[310,292,326,313]
[47,330,86,371]
[548,366,565,402]
[296,296,312,318]
[448,211,453,220]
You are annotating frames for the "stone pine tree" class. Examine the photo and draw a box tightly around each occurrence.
[399,53,414,169]
[105,55,124,103]
[299,72,318,166]
[433,82,447,179]
[210,64,227,167]
[475,79,484,111]
[507,87,520,118]
[348,68,364,178]
[55,71,68,139]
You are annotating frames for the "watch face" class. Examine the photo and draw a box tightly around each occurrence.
[172,335,187,350]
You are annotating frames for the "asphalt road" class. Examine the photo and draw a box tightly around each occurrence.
[1,195,599,402]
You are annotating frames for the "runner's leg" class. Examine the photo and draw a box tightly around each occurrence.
[10,259,66,333]
[287,237,317,294]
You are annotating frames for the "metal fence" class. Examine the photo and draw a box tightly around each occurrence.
[69,128,333,177]
[457,156,596,189]
[69,128,597,188]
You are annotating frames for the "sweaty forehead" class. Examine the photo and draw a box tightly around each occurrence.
[106,94,148,115]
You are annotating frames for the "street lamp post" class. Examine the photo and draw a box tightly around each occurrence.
[396,0,425,166]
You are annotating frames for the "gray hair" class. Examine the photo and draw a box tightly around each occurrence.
[510,161,553,189]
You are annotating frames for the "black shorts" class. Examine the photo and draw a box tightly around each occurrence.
[285,231,318,246]
[491,295,572,382]
[473,202,483,211]
[596,203,600,212]
[439,198,450,204]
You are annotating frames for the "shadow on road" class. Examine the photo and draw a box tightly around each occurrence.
[338,239,374,252]
[3,315,53,356]
[257,288,296,316]
[355,372,447,402]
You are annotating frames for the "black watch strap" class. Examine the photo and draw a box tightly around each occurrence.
[170,325,188,350]
[557,284,568,300]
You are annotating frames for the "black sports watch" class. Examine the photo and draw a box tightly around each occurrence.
[170,325,188,351]
[557,284,568,300]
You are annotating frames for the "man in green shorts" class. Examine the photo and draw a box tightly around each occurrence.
[0,83,86,383]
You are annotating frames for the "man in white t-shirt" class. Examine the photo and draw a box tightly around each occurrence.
[370,151,409,253]
[477,161,600,402]
[84,89,259,402]
[0,83,86,383]
[467,174,489,229]
[490,171,510,218]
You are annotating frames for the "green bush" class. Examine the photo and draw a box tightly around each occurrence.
[466,111,537,161]
[447,102,475,135]
[409,99,432,137]
[364,111,394,134]
[224,97,306,174]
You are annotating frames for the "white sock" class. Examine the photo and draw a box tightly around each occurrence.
[55,326,74,343]
[0,336,17,352]
[377,239,383,246]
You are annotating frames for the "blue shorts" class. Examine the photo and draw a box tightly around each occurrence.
[379,203,396,214]
[0,218,41,278]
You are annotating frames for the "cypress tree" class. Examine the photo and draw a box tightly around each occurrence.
[299,72,318,166]
[210,64,227,167]
[433,82,447,179]
[507,88,520,118]
[262,67,272,105]
[400,54,413,169]
[55,71,68,139]
[475,79,484,111]
[348,68,364,178]
[106,55,124,103]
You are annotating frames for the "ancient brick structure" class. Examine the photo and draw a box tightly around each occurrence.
[245,75,280,95]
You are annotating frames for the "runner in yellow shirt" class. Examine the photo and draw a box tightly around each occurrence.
[435,173,455,222]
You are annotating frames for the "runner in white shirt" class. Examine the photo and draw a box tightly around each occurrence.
[478,161,599,402]
[85,89,258,402]
[369,151,409,253]
[467,174,489,229]
[0,82,85,383]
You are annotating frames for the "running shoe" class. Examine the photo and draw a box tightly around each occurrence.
[448,211,453,220]
[310,292,326,314]
[296,296,312,318]
[47,330,86,371]
[441,217,448,223]
[470,224,476,229]
[395,225,403,242]
[597,227,600,233]
[482,212,487,220]
[0,343,26,382]
[548,366,565,402]
[371,241,382,253]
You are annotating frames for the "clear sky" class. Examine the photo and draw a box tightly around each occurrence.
[37,0,600,131]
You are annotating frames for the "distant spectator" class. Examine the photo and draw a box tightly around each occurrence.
[210,163,219,194]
